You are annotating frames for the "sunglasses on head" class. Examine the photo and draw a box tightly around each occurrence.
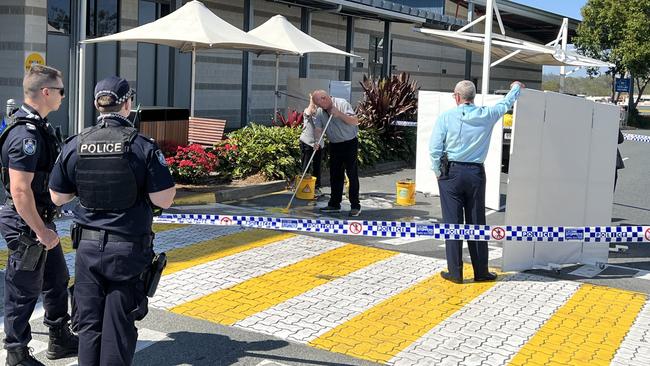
[41,86,65,96]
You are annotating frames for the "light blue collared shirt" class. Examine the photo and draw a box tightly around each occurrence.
[429,85,521,177]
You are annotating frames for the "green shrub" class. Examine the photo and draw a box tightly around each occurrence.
[227,123,301,180]
[356,72,419,162]
[356,128,383,168]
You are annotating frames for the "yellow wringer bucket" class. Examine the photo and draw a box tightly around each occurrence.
[295,175,316,200]
[395,179,415,206]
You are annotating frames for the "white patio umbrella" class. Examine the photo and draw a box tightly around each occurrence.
[81,0,297,118]
[248,15,361,120]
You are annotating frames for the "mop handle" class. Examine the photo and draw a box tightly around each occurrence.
[285,113,334,211]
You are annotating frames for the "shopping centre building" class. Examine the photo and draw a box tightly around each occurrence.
[0,0,579,135]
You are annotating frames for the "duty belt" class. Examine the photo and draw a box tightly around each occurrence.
[72,225,154,248]
[4,198,61,223]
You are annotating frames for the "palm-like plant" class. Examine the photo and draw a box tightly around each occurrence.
[356,72,419,159]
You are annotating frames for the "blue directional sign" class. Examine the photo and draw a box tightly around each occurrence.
[615,78,631,92]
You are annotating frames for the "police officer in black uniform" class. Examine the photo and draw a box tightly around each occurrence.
[49,76,176,366]
[0,65,78,365]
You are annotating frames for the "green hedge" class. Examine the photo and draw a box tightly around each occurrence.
[227,123,301,181]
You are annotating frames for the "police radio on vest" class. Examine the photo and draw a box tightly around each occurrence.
[80,142,123,154]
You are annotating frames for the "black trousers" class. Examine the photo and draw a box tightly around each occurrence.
[75,235,152,366]
[300,141,322,189]
[328,138,360,210]
[437,163,489,279]
[0,210,70,350]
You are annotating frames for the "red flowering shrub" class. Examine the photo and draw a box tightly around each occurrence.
[159,140,179,157]
[165,144,219,183]
[212,139,238,180]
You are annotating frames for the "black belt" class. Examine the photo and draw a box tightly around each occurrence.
[78,227,153,246]
[4,198,59,223]
[449,161,484,167]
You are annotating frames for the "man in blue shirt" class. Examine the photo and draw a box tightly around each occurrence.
[430,80,523,284]
[49,76,176,365]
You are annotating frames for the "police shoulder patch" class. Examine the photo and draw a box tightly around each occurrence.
[22,138,37,155]
[155,149,167,166]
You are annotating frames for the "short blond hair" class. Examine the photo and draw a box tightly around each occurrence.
[96,95,124,113]
[23,64,63,98]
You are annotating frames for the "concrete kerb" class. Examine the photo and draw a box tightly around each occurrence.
[173,160,412,206]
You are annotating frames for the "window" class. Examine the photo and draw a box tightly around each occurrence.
[87,0,119,38]
[48,0,71,34]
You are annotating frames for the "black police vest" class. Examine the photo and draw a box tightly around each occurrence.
[76,122,139,211]
[0,117,61,201]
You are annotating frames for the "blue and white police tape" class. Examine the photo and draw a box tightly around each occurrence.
[622,133,650,144]
[390,120,417,127]
[136,212,650,243]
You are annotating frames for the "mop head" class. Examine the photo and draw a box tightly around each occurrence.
[266,207,290,214]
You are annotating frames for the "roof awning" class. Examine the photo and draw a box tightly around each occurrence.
[414,27,613,67]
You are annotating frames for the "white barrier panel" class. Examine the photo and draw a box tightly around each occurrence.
[503,90,618,271]
[416,91,504,210]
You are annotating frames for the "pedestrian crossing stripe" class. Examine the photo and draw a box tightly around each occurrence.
[509,285,645,366]
[2,226,650,365]
[163,231,295,275]
[310,264,499,362]
[151,231,650,365]
[170,244,396,325]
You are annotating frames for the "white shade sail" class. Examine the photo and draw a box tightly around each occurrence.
[82,0,294,54]
[414,27,614,68]
[249,15,359,57]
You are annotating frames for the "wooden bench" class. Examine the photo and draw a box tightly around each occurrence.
[188,117,227,147]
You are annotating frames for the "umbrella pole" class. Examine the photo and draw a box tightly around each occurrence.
[274,54,280,123]
[191,46,196,117]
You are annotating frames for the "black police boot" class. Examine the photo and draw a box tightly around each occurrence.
[45,324,78,360]
[5,347,45,366]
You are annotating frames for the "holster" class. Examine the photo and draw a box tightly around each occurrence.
[142,252,167,297]
[70,223,81,249]
[440,152,450,178]
[15,232,45,271]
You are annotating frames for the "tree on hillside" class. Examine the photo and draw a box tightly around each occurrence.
[574,0,650,112]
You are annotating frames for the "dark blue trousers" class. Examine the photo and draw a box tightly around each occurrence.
[0,210,70,350]
[437,163,490,279]
[75,237,152,366]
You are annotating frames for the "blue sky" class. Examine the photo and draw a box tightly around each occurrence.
[510,0,585,20]
[511,1,593,76]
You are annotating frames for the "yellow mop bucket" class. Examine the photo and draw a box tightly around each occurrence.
[295,175,317,200]
[396,179,415,206]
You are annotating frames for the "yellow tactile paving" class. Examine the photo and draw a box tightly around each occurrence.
[152,223,186,233]
[309,265,498,363]
[0,222,182,270]
[509,284,647,366]
[164,230,295,275]
[170,244,397,325]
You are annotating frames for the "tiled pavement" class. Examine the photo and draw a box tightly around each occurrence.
[2,221,650,365]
